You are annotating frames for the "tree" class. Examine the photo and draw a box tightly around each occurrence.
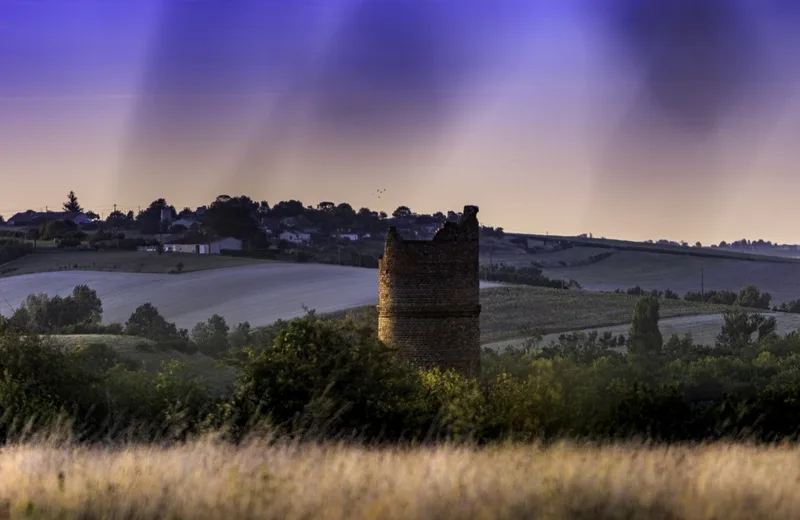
[62,284,103,327]
[106,210,127,226]
[716,308,776,351]
[40,219,79,240]
[392,206,413,219]
[317,201,335,212]
[204,195,261,241]
[737,284,771,310]
[85,211,100,221]
[125,303,185,343]
[136,199,176,235]
[228,321,252,349]
[191,314,230,358]
[335,203,356,222]
[270,200,305,219]
[627,295,663,356]
[63,191,83,213]
[7,285,102,333]
[0,215,4,224]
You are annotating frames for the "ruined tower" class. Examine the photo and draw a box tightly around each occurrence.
[377,205,481,378]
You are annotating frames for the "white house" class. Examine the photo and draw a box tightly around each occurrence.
[163,236,243,255]
[279,231,311,244]
[335,233,360,241]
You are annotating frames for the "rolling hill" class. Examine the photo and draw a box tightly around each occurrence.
[541,250,800,303]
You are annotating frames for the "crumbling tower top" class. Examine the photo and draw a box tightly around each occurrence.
[377,205,481,377]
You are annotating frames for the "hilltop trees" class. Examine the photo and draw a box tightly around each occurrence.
[392,206,413,218]
[136,199,177,234]
[63,190,83,213]
[204,195,261,242]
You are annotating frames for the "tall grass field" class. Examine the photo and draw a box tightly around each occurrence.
[1,439,797,519]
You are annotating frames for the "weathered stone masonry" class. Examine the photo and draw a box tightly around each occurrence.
[377,205,481,378]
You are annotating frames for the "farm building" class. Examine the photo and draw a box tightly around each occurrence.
[163,236,242,255]
[280,231,311,244]
[335,233,360,241]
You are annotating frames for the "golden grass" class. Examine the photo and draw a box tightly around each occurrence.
[2,440,799,519]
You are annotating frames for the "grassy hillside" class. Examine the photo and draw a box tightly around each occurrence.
[0,263,381,329]
[0,250,269,277]
[332,285,729,345]
[479,285,729,343]
[47,334,235,394]
[542,250,800,303]
[1,441,796,519]
[522,232,800,263]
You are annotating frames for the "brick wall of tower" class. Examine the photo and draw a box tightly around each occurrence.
[377,205,481,378]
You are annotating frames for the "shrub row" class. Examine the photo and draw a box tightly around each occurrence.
[4,289,800,445]
[0,239,32,265]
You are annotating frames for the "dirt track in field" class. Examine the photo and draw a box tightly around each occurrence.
[0,264,498,329]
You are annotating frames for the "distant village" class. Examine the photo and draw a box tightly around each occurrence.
[2,193,798,260]
[0,194,508,263]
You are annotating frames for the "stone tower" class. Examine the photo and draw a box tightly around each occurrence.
[377,205,481,378]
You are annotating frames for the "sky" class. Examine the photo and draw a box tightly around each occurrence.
[2,0,800,244]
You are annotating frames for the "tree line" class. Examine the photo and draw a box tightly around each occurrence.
[615,284,782,311]
[3,288,800,444]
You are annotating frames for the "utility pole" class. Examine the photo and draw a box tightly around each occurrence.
[701,267,705,300]
[488,242,494,279]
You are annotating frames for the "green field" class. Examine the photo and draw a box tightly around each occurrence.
[330,285,730,345]
[46,334,235,394]
[478,285,729,344]
[484,311,800,351]
[0,250,270,277]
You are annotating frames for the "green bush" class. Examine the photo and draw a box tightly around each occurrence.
[0,329,214,442]
[0,239,32,264]
[6,285,103,334]
[191,314,230,358]
[217,313,425,441]
[125,303,190,346]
